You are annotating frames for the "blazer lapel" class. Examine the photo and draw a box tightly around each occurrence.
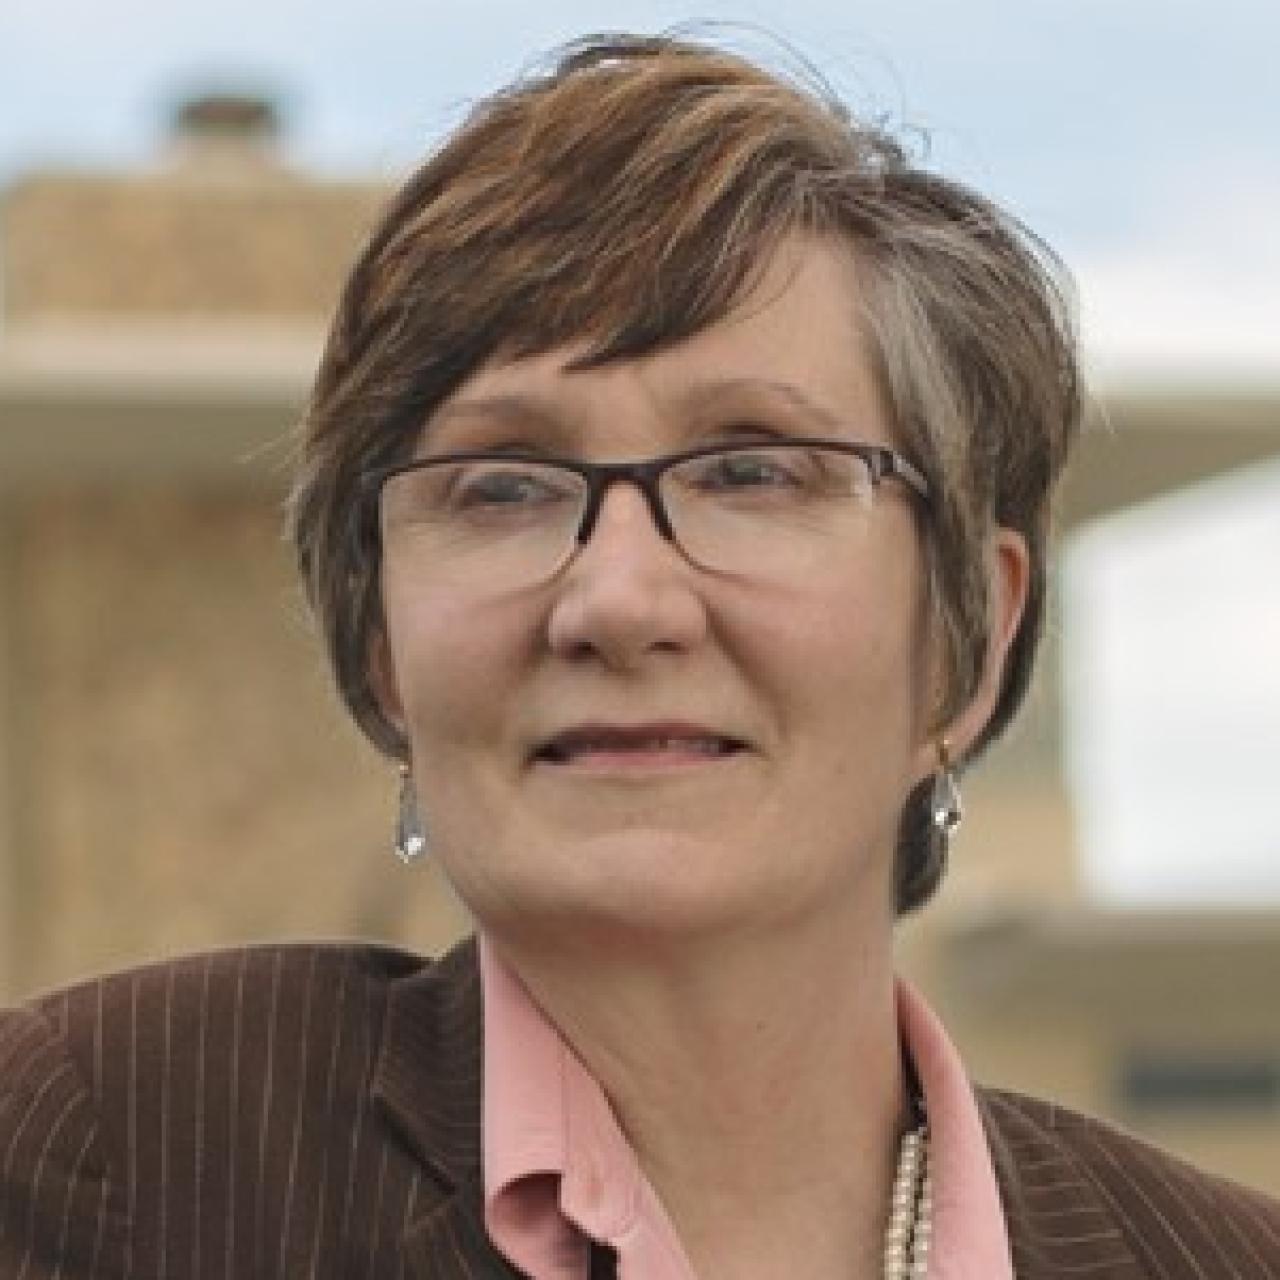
[978,1089,1146,1280]
[370,938,524,1279]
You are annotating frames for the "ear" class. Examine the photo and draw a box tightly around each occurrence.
[367,626,408,737]
[940,527,1030,762]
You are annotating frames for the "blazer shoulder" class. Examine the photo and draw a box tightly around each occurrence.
[1,940,442,1276]
[4,942,433,1130]
[21,937,426,1030]
[980,1086,1280,1276]
[10,939,435,1097]
[0,1001,92,1138]
[0,1001,126,1273]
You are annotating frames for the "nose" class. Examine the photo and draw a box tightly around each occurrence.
[546,482,709,669]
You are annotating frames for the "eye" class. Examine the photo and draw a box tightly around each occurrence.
[692,449,808,491]
[444,461,579,514]
[681,448,835,501]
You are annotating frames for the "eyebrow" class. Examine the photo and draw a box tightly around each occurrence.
[679,377,847,434]
[427,394,561,433]
[421,395,570,454]
[425,376,850,450]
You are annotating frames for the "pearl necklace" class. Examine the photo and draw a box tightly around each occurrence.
[882,1120,932,1279]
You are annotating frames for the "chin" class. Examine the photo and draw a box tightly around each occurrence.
[445,828,826,955]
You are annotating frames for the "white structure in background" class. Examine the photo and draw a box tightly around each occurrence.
[1065,457,1280,904]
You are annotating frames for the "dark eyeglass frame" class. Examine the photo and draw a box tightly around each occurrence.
[362,437,931,552]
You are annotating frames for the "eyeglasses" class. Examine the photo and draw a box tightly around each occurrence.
[365,438,930,591]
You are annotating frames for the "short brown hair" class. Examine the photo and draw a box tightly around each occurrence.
[289,32,1082,913]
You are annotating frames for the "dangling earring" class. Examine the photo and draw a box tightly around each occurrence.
[930,737,963,843]
[394,762,427,864]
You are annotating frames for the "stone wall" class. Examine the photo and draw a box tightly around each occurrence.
[4,488,468,999]
[3,174,386,321]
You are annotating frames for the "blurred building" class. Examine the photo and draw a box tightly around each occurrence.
[1,97,1278,1193]
[0,95,470,1003]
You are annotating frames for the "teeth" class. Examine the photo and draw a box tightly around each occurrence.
[588,737,725,753]
[644,737,725,753]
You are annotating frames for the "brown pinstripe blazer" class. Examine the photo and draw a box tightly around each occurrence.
[3,938,1279,1278]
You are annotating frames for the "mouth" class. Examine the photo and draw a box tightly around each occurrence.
[532,723,750,767]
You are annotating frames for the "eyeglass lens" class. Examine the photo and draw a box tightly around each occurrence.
[378,445,881,590]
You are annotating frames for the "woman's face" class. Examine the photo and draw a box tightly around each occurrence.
[375,236,1010,951]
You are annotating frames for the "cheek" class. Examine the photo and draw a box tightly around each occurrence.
[381,577,508,756]
[757,560,932,758]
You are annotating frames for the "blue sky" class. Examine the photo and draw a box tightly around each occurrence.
[3,0,1278,901]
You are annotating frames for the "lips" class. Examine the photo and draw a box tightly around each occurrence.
[533,723,748,764]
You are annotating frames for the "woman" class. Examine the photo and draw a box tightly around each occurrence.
[3,33,1278,1280]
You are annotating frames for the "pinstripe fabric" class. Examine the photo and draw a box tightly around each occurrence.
[3,939,1279,1278]
[980,1089,1280,1279]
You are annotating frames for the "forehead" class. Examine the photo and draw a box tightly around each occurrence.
[424,235,892,452]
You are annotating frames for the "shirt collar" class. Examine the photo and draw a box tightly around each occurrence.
[481,935,1014,1280]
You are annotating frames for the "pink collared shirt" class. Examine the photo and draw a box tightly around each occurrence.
[479,935,1013,1280]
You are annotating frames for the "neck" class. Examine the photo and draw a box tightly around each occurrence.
[498,913,907,1279]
